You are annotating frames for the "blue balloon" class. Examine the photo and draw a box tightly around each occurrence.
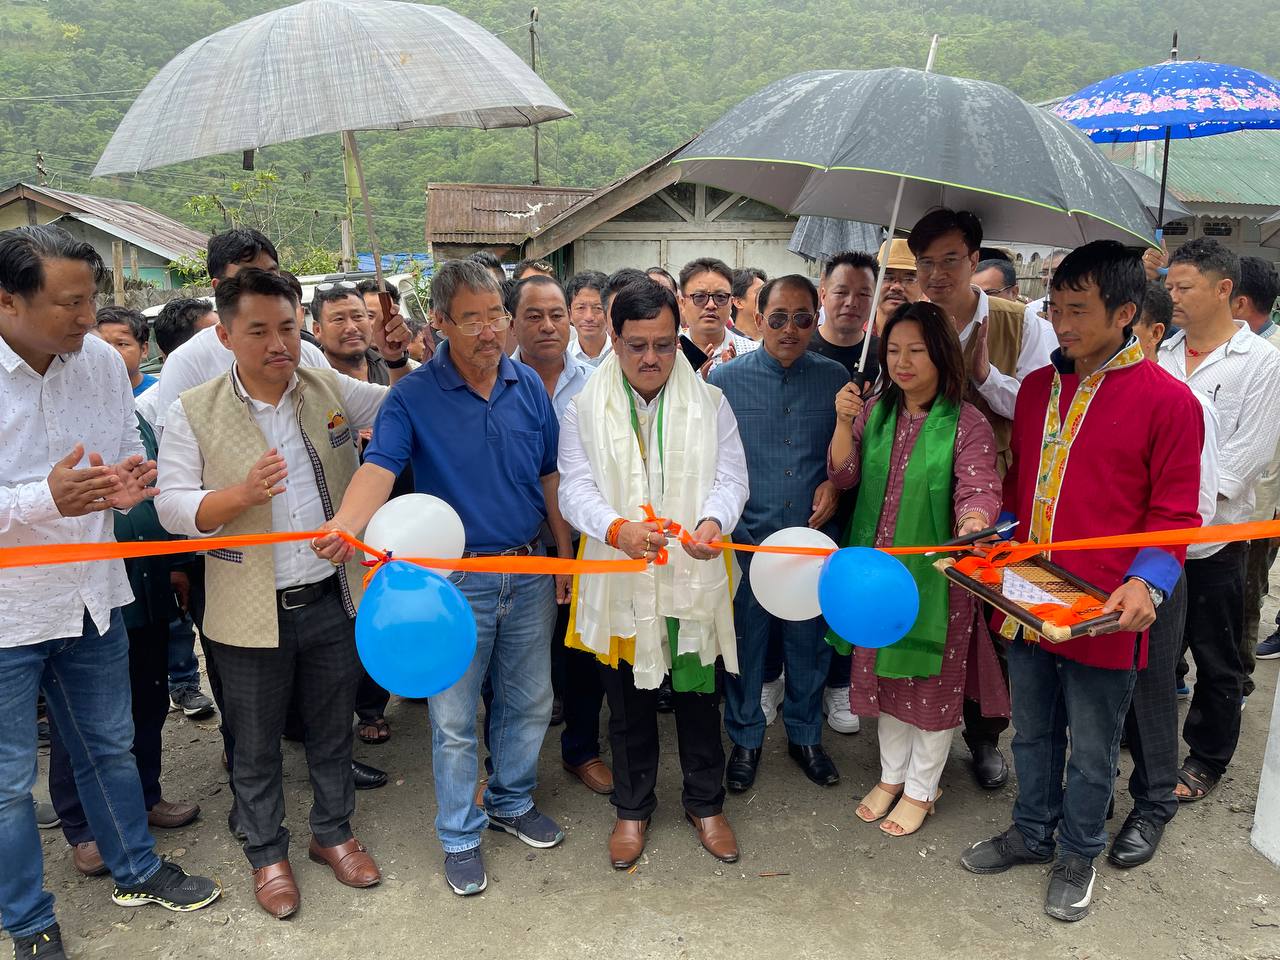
[356,561,477,698]
[818,547,920,649]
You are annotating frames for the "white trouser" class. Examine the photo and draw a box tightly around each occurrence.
[878,714,957,802]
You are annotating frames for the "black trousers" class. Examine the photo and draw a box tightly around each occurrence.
[47,620,171,845]
[551,598,604,767]
[1125,573,1187,826]
[1181,542,1247,781]
[598,659,725,821]
[962,624,1010,751]
[208,581,358,869]
[355,668,391,725]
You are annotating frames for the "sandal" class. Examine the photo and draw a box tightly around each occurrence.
[1175,761,1218,802]
[357,717,391,744]
[856,785,903,823]
[880,791,940,837]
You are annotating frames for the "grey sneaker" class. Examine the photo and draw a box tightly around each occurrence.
[1044,853,1096,922]
[170,685,215,719]
[443,847,487,896]
[487,806,565,849]
[34,799,60,830]
[111,860,221,912]
[960,826,1053,875]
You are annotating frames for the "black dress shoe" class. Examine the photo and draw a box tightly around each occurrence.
[787,742,840,787]
[656,676,675,714]
[725,745,761,792]
[352,759,388,790]
[1107,812,1164,868]
[970,742,1009,789]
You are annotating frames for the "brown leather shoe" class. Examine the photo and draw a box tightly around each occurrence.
[608,818,648,869]
[564,758,614,796]
[308,836,381,888]
[685,811,739,863]
[253,860,300,919]
[147,798,200,829]
[71,840,108,877]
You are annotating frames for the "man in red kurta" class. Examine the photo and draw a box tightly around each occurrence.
[959,241,1203,923]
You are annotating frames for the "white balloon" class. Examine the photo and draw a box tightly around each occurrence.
[747,526,839,621]
[362,494,466,571]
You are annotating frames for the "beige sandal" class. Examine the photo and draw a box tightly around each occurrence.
[856,785,903,823]
[879,791,940,837]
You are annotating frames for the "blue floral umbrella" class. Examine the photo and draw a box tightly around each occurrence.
[1054,35,1280,232]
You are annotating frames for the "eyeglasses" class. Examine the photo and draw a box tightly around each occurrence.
[983,285,1016,298]
[687,291,732,308]
[885,273,918,286]
[915,256,968,275]
[443,312,512,336]
[314,280,358,292]
[765,311,816,330]
[620,338,678,356]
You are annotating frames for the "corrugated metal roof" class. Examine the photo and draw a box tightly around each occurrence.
[425,183,593,245]
[1,182,210,260]
[1101,131,1280,208]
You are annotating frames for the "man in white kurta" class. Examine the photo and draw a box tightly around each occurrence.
[558,277,748,871]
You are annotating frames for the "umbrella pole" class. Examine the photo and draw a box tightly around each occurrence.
[1155,32,1178,244]
[856,33,938,380]
[341,130,395,338]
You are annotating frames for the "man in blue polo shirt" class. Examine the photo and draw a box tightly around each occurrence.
[314,258,571,898]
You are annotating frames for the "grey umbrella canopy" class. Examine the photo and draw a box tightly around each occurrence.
[788,216,883,262]
[92,0,572,176]
[1113,165,1192,223]
[673,68,1158,249]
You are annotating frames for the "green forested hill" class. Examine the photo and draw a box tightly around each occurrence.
[1,0,1276,259]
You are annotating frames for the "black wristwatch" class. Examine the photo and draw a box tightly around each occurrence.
[385,354,409,369]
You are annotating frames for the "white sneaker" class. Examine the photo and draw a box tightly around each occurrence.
[822,686,860,734]
[760,675,785,726]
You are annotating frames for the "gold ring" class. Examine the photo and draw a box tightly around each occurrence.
[267,489,276,498]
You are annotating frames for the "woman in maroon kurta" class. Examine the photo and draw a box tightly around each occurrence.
[828,302,1005,837]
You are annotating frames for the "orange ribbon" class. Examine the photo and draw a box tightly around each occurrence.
[5,516,1280,578]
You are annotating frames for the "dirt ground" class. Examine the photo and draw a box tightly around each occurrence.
[13,593,1280,960]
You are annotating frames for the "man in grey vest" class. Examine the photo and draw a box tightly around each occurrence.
[156,269,409,919]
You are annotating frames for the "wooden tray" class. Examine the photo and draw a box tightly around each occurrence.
[933,552,1122,643]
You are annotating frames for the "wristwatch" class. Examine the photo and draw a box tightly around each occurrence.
[385,353,409,369]
[1127,576,1165,609]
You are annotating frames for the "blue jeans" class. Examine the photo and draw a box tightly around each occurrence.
[0,609,161,938]
[725,555,831,749]
[166,613,201,692]
[1009,639,1137,860]
[429,568,555,853]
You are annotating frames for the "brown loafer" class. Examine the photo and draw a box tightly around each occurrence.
[253,860,300,919]
[72,840,108,877]
[685,811,739,863]
[564,758,614,796]
[308,836,381,888]
[608,818,648,869]
[147,798,200,829]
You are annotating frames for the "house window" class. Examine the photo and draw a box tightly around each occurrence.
[1203,220,1233,237]
[1162,220,1189,236]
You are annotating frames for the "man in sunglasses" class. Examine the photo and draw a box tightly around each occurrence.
[678,257,759,374]
[709,276,851,793]
[312,258,572,898]
[558,277,748,870]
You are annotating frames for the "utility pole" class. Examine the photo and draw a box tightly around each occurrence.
[530,7,541,185]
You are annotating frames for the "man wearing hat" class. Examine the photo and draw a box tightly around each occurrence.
[874,239,922,333]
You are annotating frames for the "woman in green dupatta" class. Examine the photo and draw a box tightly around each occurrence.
[827,302,1004,838]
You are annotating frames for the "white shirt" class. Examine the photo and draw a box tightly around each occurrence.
[1158,322,1280,558]
[1192,390,1222,530]
[558,385,749,543]
[1251,322,1280,521]
[0,334,141,647]
[150,324,329,432]
[156,366,388,589]
[701,328,761,372]
[957,287,1055,420]
[568,336,608,369]
[511,347,596,421]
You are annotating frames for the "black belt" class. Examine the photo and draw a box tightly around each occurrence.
[462,541,535,559]
[277,574,338,611]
